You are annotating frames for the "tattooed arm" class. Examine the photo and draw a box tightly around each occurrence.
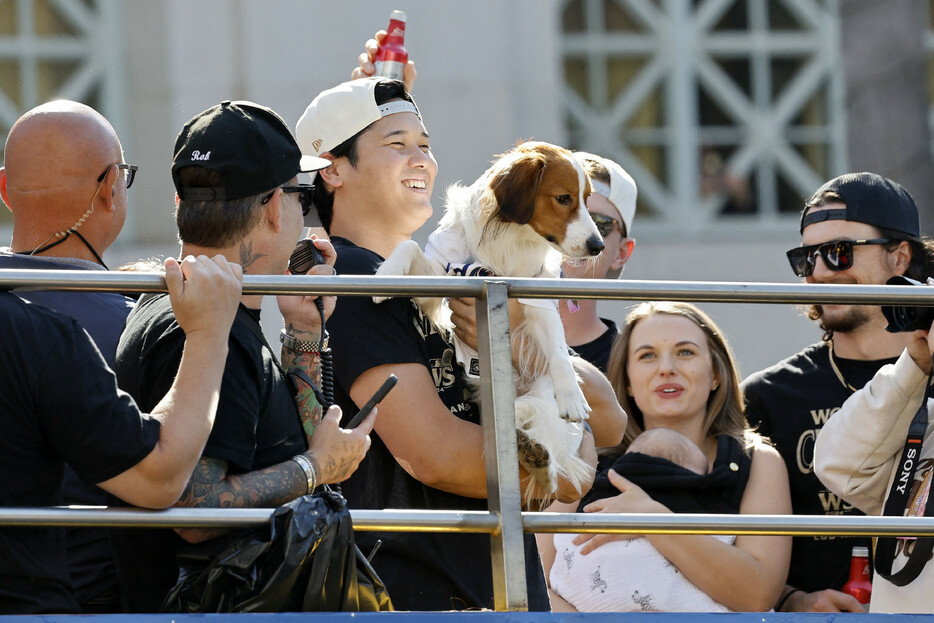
[281,329,326,440]
[278,236,338,438]
[175,405,374,543]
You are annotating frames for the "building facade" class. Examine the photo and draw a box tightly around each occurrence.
[0,0,928,374]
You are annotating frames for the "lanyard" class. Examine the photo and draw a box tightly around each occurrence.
[874,364,934,586]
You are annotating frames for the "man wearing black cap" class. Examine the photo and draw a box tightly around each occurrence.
[109,100,375,612]
[743,172,934,612]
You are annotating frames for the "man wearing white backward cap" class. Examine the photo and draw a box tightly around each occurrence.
[560,152,638,373]
[294,78,627,611]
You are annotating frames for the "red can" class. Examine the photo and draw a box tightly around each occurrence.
[375,10,408,82]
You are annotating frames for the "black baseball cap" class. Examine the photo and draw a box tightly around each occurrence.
[172,100,329,201]
[800,172,921,239]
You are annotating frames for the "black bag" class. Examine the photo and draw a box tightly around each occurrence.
[162,490,393,612]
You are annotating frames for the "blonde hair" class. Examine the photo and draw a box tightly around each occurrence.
[606,301,759,457]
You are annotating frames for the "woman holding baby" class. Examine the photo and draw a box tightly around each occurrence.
[538,301,791,612]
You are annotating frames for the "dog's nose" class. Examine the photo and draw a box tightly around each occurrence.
[586,235,605,256]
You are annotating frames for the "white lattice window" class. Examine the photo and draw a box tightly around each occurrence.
[561,0,846,237]
[0,0,125,226]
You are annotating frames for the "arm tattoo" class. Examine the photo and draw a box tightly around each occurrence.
[174,456,308,541]
[238,239,268,271]
[176,456,307,509]
[281,321,325,442]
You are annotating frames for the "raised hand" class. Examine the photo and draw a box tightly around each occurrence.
[351,30,417,92]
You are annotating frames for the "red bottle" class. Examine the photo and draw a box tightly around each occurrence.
[375,10,408,81]
[842,546,872,607]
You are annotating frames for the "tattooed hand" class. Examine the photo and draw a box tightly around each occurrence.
[305,404,374,484]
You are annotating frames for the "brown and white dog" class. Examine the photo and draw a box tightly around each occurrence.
[374,141,605,504]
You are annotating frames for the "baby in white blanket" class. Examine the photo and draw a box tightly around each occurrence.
[550,428,734,612]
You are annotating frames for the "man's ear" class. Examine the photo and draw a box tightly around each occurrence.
[96,164,119,213]
[262,188,282,234]
[317,153,342,190]
[0,168,10,212]
[610,238,636,271]
[893,239,913,273]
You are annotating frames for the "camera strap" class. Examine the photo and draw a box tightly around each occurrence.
[874,362,934,586]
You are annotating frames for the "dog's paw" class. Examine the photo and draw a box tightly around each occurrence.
[556,391,591,423]
[516,428,553,491]
[372,295,391,304]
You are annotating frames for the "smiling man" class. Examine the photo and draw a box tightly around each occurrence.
[294,78,633,611]
[742,172,934,612]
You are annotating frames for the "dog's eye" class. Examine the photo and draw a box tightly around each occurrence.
[556,194,572,206]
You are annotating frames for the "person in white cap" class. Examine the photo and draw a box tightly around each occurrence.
[295,77,628,612]
[560,152,637,373]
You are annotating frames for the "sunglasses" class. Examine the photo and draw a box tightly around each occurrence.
[786,238,892,277]
[262,185,315,216]
[96,163,138,189]
[590,212,623,238]
[281,185,315,216]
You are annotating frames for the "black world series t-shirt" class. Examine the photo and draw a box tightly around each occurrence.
[328,236,548,612]
[743,341,896,593]
[111,296,307,612]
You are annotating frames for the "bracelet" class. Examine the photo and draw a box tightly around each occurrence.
[291,453,318,494]
[775,588,802,612]
[280,329,328,353]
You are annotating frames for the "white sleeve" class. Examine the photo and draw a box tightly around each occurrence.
[814,350,930,515]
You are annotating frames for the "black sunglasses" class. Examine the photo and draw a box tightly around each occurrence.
[96,163,138,189]
[786,238,892,277]
[281,185,315,216]
[590,212,622,238]
[261,184,315,216]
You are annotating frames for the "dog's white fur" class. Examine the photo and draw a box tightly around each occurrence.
[374,141,605,504]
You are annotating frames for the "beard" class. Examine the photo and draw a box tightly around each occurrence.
[809,304,874,334]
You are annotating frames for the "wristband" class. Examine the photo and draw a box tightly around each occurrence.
[291,453,318,494]
[775,588,802,612]
[280,329,328,353]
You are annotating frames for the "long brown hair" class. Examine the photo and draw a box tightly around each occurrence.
[606,301,757,458]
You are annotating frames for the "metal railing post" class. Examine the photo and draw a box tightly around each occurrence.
[475,280,528,611]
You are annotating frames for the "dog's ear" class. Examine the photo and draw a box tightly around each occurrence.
[490,152,546,225]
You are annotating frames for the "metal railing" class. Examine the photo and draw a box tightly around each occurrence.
[4,269,934,612]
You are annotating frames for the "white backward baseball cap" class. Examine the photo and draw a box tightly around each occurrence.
[573,151,637,237]
[295,78,421,170]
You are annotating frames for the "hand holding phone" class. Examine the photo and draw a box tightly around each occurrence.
[347,374,397,428]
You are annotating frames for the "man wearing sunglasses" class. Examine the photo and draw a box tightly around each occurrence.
[743,172,934,612]
[0,100,141,612]
[108,101,375,612]
[560,152,638,373]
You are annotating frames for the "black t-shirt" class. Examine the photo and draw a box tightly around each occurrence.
[569,318,618,374]
[111,296,307,612]
[0,251,135,607]
[0,292,159,614]
[329,237,548,611]
[742,341,896,593]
